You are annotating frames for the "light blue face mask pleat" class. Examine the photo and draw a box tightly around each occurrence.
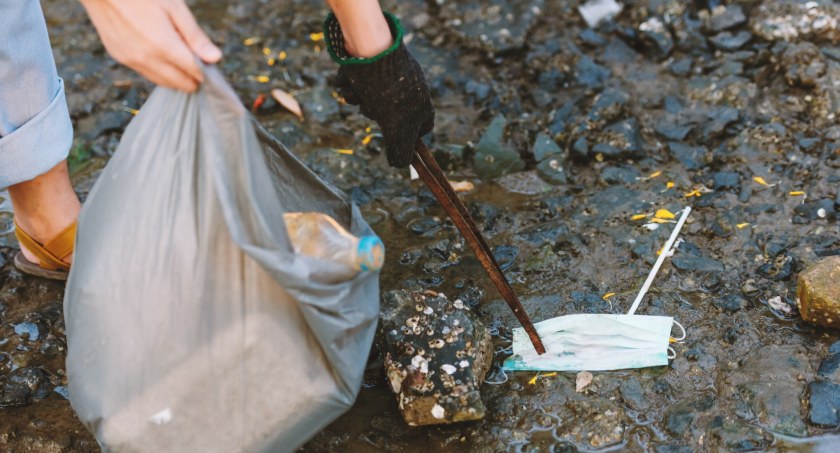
[504,208,691,372]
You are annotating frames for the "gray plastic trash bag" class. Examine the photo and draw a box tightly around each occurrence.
[63,67,380,452]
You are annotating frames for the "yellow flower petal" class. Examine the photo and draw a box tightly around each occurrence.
[648,170,662,179]
[789,191,806,196]
[753,176,770,186]
[278,51,287,61]
[262,47,272,56]
[631,213,650,221]
[335,148,354,155]
[310,32,324,41]
[736,223,750,229]
[655,209,676,219]
[602,292,616,300]
[361,134,373,146]
[651,218,674,224]
[267,57,276,66]
[254,75,270,83]
[528,375,539,385]
[684,189,702,197]
[666,181,675,189]
[243,37,260,46]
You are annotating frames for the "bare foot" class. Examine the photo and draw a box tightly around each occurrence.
[8,161,80,266]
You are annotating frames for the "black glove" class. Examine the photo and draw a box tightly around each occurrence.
[324,12,435,168]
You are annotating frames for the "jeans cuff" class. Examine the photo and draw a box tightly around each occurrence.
[0,77,73,189]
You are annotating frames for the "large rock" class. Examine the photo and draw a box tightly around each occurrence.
[751,0,840,44]
[380,290,493,426]
[798,256,840,328]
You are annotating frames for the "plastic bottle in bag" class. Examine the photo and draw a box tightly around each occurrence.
[283,212,384,280]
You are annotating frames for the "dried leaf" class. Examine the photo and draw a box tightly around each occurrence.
[449,180,475,193]
[576,371,593,392]
[271,88,303,119]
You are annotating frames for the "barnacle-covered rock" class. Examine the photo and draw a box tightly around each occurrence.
[380,290,493,426]
[797,256,840,329]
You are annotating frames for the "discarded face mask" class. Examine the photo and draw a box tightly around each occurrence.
[503,314,675,372]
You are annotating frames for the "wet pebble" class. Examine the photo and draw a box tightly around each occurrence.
[709,31,752,51]
[473,115,525,180]
[672,256,725,273]
[714,294,747,313]
[808,381,840,426]
[780,42,827,88]
[706,5,747,33]
[600,165,640,185]
[712,171,741,190]
[0,367,51,408]
[709,417,773,451]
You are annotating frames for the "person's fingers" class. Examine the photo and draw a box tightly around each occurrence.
[167,0,222,64]
[335,70,361,105]
[153,19,205,87]
[139,59,199,92]
[419,110,435,136]
[383,125,419,168]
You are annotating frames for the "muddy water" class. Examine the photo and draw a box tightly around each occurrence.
[3,0,840,451]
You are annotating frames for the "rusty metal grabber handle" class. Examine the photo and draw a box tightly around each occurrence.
[411,142,546,354]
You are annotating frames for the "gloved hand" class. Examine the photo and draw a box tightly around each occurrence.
[324,12,435,168]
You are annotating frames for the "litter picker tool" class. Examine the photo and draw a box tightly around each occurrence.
[503,207,691,371]
[411,142,546,354]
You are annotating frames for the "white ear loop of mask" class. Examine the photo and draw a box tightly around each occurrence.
[671,320,686,342]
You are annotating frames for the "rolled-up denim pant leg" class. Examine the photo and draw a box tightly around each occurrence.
[0,0,73,189]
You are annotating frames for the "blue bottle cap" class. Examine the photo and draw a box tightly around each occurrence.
[357,236,385,271]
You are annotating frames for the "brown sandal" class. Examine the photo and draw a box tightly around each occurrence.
[13,219,76,281]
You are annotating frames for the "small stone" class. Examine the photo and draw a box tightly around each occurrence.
[808,381,840,426]
[672,256,725,273]
[797,256,840,329]
[709,31,752,51]
[532,133,562,162]
[712,171,741,190]
[714,294,747,313]
[707,5,747,32]
[473,115,526,180]
[576,371,594,392]
[780,42,827,88]
[536,156,569,185]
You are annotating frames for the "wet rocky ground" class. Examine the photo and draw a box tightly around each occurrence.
[2,0,840,451]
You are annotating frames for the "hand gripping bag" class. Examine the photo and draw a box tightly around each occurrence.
[63,67,380,452]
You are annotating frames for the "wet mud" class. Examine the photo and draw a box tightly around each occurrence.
[2,0,840,451]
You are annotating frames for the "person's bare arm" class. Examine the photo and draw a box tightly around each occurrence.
[325,0,392,58]
[79,0,221,92]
